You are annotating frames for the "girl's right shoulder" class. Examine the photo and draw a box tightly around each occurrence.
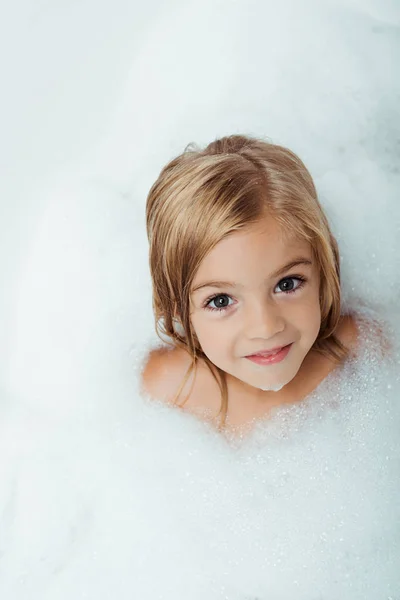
[139,345,198,406]
[140,345,222,419]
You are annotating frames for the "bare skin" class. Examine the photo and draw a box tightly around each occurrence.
[141,217,363,438]
[140,313,359,438]
[188,218,323,400]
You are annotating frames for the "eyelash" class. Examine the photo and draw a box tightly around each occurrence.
[203,275,307,313]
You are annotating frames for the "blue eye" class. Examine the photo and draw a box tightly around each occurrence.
[276,276,304,294]
[203,276,307,313]
[204,294,234,312]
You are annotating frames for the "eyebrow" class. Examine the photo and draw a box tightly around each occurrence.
[191,258,313,293]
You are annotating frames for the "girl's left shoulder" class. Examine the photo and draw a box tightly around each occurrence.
[337,314,359,352]
[339,311,392,359]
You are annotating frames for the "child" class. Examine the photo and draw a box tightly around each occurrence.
[141,133,387,440]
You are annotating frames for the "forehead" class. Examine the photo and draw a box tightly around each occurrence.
[194,218,311,279]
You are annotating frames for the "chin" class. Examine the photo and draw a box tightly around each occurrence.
[254,372,294,392]
[257,382,287,392]
[246,365,299,393]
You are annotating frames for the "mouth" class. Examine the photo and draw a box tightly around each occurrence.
[245,344,291,358]
[245,343,292,365]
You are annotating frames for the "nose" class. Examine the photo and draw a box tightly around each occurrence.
[244,298,285,340]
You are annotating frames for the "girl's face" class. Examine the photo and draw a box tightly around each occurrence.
[189,217,321,396]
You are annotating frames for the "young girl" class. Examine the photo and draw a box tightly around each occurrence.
[141,133,384,440]
[1,135,395,600]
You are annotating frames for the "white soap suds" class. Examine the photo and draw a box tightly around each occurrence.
[1,0,400,598]
[258,383,286,392]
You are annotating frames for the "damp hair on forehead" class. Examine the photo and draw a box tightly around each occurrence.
[145,133,352,431]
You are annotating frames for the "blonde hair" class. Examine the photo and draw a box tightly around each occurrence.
[145,134,349,431]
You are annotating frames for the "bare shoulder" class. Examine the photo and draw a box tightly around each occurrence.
[140,345,221,417]
[336,313,360,352]
[139,345,194,405]
[337,311,392,357]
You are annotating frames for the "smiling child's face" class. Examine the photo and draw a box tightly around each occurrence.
[189,216,321,396]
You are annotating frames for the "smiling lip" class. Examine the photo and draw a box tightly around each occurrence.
[245,344,292,365]
[245,344,290,358]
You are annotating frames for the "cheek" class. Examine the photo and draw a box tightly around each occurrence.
[292,292,321,340]
[191,316,230,355]
[306,297,322,340]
